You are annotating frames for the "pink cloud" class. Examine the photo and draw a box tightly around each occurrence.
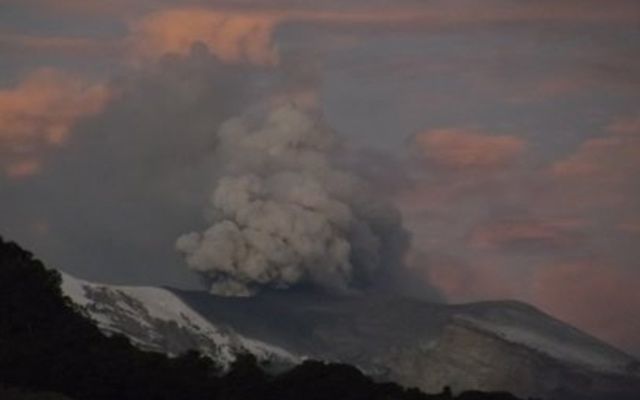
[0,33,119,57]
[546,114,640,211]
[5,159,41,179]
[0,68,110,178]
[126,2,640,66]
[126,7,429,66]
[550,138,640,183]
[414,128,526,170]
[551,116,640,181]
[128,8,375,66]
[470,218,587,251]
[398,115,640,356]
[129,9,282,66]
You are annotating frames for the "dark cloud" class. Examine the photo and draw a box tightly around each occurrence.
[0,45,261,286]
[0,43,442,301]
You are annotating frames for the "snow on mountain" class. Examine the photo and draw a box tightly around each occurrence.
[61,272,297,368]
[60,272,640,399]
[452,301,636,375]
[169,289,640,399]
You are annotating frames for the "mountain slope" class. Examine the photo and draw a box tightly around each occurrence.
[61,273,296,368]
[59,272,640,400]
[170,288,640,400]
[7,236,515,400]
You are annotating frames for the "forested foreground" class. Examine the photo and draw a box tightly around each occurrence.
[0,237,526,400]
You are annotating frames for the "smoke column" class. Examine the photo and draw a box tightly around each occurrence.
[176,104,409,296]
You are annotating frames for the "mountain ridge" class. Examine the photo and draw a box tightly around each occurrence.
[3,235,522,400]
[59,270,640,399]
[61,272,298,369]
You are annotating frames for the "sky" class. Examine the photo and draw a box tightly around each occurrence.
[1,0,639,356]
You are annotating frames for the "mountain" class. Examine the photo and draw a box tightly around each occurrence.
[172,288,640,400]
[61,274,640,400]
[61,273,297,370]
[2,236,523,400]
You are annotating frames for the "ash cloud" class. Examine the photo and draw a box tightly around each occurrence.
[177,104,411,296]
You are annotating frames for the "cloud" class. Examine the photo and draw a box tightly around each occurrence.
[3,0,141,14]
[551,140,639,184]
[15,0,640,23]
[469,218,587,252]
[3,47,436,299]
[0,46,258,286]
[126,1,640,66]
[177,104,413,296]
[399,114,640,355]
[548,115,640,211]
[127,7,411,66]
[1,0,638,353]
[0,34,120,57]
[0,68,109,178]
[414,128,526,170]
[5,159,41,179]
[2,1,628,75]
[130,9,282,66]
[551,115,640,179]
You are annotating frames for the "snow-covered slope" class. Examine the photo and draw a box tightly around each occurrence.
[170,288,640,399]
[454,300,635,375]
[61,272,640,399]
[61,273,297,368]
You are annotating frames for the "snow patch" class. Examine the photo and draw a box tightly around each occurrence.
[457,306,634,375]
[60,271,297,367]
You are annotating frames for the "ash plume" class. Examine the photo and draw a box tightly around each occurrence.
[176,104,409,296]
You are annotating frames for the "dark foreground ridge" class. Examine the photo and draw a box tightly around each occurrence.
[0,236,530,400]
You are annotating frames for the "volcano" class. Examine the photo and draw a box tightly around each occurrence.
[62,273,640,400]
